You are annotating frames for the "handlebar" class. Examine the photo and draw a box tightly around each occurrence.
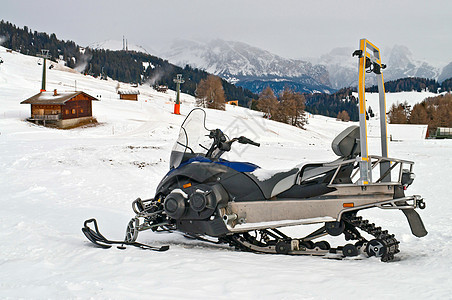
[207,129,260,158]
[237,136,260,147]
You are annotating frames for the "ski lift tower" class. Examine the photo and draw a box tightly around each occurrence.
[37,50,51,92]
[173,74,184,115]
[352,39,390,185]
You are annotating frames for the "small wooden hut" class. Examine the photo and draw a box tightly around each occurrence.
[118,90,140,101]
[155,85,168,93]
[21,89,98,128]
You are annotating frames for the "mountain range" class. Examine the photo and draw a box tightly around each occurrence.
[314,45,444,89]
[86,38,452,95]
[157,39,452,94]
[160,39,334,95]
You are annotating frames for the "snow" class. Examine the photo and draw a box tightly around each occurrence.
[1,46,452,299]
[356,91,439,113]
[355,91,436,140]
[378,123,428,140]
[142,61,155,70]
[251,167,293,181]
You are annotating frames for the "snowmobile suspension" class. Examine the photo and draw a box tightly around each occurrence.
[224,214,400,262]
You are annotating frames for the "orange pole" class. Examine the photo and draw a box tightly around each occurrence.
[174,103,180,115]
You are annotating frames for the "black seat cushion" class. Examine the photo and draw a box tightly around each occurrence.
[246,168,299,199]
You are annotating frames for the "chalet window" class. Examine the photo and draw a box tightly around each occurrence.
[72,109,76,114]
[65,109,69,115]
[80,109,84,113]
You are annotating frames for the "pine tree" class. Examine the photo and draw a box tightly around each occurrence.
[409,103,428,125]
[388,102,409,124]
[276,88,307,128]
[256,87,278,118]
[291,90,307,128]
[195,75,226,110]
[337,110,350,121]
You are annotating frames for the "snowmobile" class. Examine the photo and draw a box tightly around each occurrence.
[82,39,427,261]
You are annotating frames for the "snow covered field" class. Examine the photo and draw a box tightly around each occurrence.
[1,47,452,299]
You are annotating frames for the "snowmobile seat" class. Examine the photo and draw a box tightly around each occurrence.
[247,168,300,199]
[245,126,360,199]
[331,125,360,158]
[293,126,360,185]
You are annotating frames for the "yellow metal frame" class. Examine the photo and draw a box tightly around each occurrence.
[356,39,390,185]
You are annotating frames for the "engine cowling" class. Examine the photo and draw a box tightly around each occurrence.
[163,184,228,220]
[163,191,186,219]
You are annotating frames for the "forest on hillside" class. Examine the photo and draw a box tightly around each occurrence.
[388,93,452,135]
[366,77,452,93]
[2,19,451,123]
[304,88,359,121]
[0,20,257,106]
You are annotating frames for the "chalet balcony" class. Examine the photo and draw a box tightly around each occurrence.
[30,114,61,121]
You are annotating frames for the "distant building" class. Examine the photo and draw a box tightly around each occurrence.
[226,100,238,106]
[154,85,168,93]
[118,90,140,101]
[433,127,452,139]
[21,90,98,128]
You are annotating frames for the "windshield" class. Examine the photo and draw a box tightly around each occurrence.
[169,108,212,169]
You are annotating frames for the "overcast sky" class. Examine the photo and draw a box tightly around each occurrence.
[2,0,452,65]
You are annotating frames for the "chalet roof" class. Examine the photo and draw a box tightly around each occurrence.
[118,90,140,95]
[20,91,99,105]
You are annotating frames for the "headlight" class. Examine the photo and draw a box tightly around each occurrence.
[401,169,415,187]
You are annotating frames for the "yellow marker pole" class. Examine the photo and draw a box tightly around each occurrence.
[355,39,390,184]
[357,39,371,185]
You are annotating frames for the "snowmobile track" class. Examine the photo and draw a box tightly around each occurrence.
[222,214,400,262]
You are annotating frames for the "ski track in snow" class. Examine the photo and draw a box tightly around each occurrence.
[1,46,452,299]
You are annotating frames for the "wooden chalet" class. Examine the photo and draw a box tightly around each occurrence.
[21,90,98,128]
[118,90,140,101]
[155,85,168,93]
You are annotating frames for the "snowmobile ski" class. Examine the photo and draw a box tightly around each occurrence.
[82,218,169,252]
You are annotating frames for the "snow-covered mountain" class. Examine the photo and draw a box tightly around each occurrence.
[384,45,439,80]
[86,38,450,93]
[161,39,333,94]
[161,39,446,92]
[314,45,441,89]
[315,47,358,89]
[438,61,452,83]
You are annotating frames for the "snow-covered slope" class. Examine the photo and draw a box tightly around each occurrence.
[1,46,451,299]
[358,90,439,114]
